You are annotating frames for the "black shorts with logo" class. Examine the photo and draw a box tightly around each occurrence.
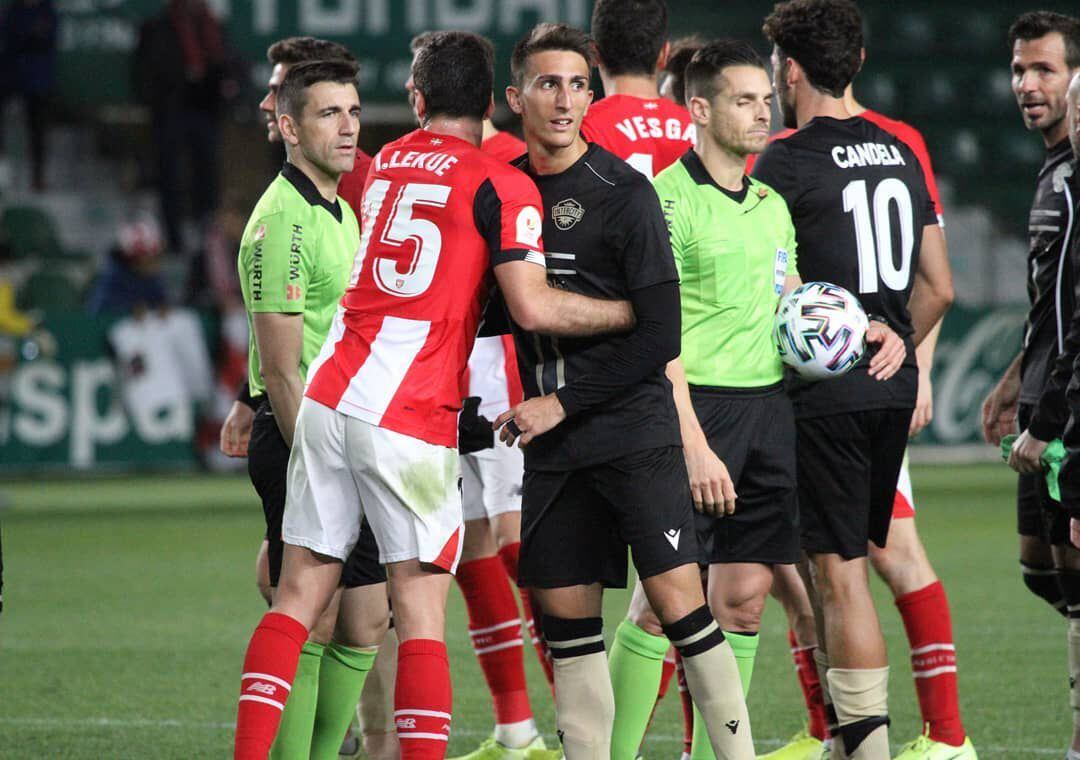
[691,384,800,565]
[797,408,912,559]
[518,446,699,589]
[248,401,386,588]
[1017,404,1069,544]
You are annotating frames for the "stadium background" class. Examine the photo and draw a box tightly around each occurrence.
[0,0,1076,757]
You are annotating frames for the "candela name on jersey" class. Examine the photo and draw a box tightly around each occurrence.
[374,149,459,177]
[614,116,695,143]
[830,143,906,169]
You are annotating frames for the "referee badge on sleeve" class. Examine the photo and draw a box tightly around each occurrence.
[774,249,789,295]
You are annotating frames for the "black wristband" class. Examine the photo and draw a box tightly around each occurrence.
[866,313,889,327]
[236,380,261,412]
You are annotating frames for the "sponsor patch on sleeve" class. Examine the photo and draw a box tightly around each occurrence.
[515,206,542,248]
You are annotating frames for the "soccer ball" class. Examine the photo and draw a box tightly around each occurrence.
[773,282,868,380]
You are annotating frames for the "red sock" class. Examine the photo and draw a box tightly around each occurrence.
[498,541,555,687]
[675,652,692,754]
[457,556,532,725]
[896,581,965,746]
[234,612,308,760]
[788,629,829,741]
[396,639,452,760]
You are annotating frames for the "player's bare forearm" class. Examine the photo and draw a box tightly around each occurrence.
[495,259,635,336]
[537,289,635,337]
[914,318,943,374]
[909,224,954,345]
[665,358,707,447]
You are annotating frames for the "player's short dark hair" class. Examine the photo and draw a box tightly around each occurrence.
[664,36,705,105]
[411,31,493,120]
[591,0,668,77]
[762,0,863,98]
[409,30,495,63]
[684,39,765,103]
[267,36,356,66]
[511,23,594,87]
[1008,11,1080,68]
[277,59,359,119]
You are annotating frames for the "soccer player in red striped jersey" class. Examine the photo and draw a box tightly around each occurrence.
[402,32,555,760]
[753,69,975,760]
[405,34,558,759]
[232,31,639,760]
[580,0,695,178]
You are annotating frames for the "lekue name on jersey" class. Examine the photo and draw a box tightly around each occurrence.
[831,142,907,169]
[374,149,459,177]
[614,116,695,144]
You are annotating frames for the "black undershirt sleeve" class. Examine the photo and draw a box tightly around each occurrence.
[554,280,681,416]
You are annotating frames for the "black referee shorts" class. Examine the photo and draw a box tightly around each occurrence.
[1017,404,1070,544]
[690,384,800,566]
[518,446,699,589]
[248,401,386,588]
[797,408,912,559]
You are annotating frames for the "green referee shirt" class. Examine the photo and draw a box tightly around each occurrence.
[654,150,798,388]
[238,162,359,397]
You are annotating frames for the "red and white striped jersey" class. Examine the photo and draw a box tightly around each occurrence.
[466,334,524,419]
[305,129,546,448]
[581,94,695,178]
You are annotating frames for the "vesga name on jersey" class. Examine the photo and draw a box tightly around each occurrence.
[615,115,695,144]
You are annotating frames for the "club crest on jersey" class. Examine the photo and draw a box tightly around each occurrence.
[253,224,266,241]
[552,198,584,230]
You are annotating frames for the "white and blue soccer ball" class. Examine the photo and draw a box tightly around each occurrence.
[773,282,869,380]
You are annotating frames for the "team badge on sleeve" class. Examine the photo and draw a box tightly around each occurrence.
[254,224,267,241]
[516,206,542,247]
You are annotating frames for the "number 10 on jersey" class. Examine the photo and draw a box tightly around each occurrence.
[842,178,914,294]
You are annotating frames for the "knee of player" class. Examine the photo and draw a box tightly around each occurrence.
[711,593,766,632]
[811,558,871,605]
[627,606,664,636]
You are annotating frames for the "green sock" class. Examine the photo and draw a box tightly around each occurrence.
[309,642,378,760]
[609,619,671,760]
[688,632,757,760]
[270,640,324,760]
[724,631,759,696]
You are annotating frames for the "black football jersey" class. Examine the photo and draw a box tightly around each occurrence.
[1019,140,1077,407]
[510,143,681,471]
[752,116,937,418]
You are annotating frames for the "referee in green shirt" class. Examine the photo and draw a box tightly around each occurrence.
[238,59,388,759]
[609,39,802,760]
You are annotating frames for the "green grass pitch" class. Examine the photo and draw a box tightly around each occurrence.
[0,463,1068,758]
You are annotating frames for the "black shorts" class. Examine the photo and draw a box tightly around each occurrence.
[797,408,912,559]
[248,401,386,588]
[518,446,699,589]
[690,385,800,565]
[1017,404,1070,544]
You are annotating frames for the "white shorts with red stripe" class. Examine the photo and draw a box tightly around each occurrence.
[283,398,464,573]
[892,451,915,519]
[461,444,524,522]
